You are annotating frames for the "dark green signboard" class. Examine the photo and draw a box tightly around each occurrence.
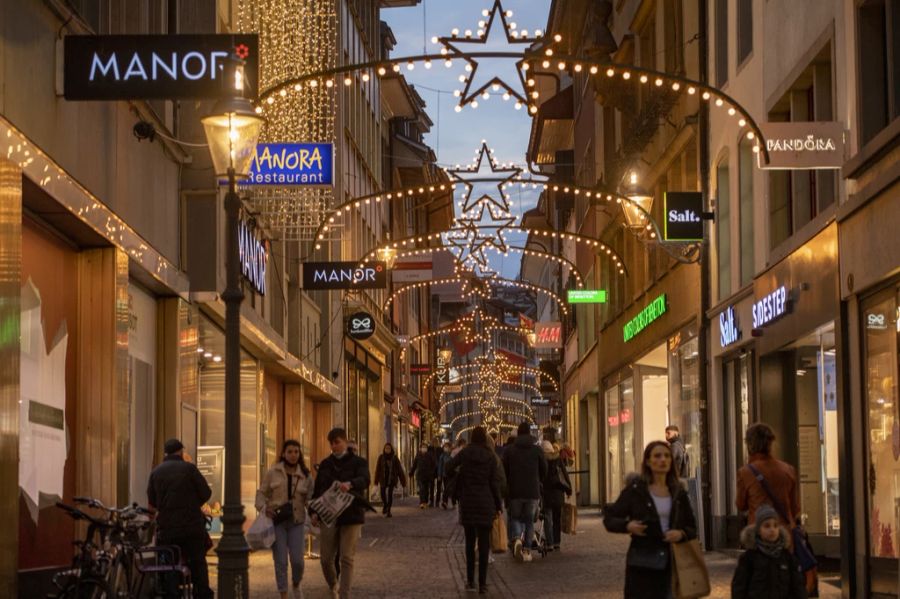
[623,293,667,342]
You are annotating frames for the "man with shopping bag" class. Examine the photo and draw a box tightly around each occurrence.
[309,428,371,599]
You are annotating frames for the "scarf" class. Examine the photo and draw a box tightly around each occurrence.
[756,533,785,558]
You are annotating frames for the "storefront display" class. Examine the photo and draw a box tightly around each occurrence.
[863,289,899,570]
[197,315,260,534]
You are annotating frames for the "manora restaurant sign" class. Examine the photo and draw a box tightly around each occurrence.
[63,34,259,100]
[758,122,845,170]
[245,143,334,186]
[623,294,667,342]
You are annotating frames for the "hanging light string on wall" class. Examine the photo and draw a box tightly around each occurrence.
[426,362,558,392]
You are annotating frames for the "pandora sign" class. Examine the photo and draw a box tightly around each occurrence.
[63,34,259,100]
[758,122,845,170]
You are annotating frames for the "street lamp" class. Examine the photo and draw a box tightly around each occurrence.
[621,171,654,228]
[377,246,398,269]
[201,62,264,599]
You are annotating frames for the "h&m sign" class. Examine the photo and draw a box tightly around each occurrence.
[63,34,259,100]
[302,261,387,290]
[238,220,267,295]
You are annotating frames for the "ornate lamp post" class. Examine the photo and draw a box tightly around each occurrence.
[201,64,264,599]
[621,171,654,229]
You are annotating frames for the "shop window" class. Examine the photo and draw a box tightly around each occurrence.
[863,290,899,571]
[716,157,732,300]
[857,0,900,146]
[738,138,755,286]
[715,0,729,87]
[722,352,753,546]
[737,0,753,65]
[197,317,260,534]
[767,45,837,249]
[668,336,701,478]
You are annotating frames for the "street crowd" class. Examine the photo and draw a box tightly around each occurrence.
[144,421,817,599]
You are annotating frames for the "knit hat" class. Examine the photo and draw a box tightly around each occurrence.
[755,504,779,528]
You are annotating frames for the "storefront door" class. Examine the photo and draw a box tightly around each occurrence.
[722,352,753,546]
[862,288,899,595]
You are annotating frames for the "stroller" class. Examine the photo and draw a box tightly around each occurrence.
[530,498,550,558]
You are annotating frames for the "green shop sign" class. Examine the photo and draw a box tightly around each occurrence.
[623,294,668,342]
[567,289,607,304]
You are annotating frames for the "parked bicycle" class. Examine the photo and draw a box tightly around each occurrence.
[48,496,192,599]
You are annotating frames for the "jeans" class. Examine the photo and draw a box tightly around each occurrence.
[380,484,395,513]
[157,533,212,599]
[272,521,305,592]
[417,479,430,505]
[319,523,362,598]
[544,504,562,547]
[433,478,444,506]
[507,498,538,550]
[464,524,491,587]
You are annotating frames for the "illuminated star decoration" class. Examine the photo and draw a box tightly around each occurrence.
[437,0,544,111]
[444,142,521,275]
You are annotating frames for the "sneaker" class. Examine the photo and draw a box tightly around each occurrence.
[441,502,447,510]
[386,512,393,518]
[292,585,303,599]
[419,503,426,509]
[465,581,477,592]
[479,585,488,594]
[522,549,533,562]
[553,544,560,551]
[488,553,495,564]
[513,538,523,561]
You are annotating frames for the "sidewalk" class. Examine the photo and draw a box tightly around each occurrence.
[210,496,841,598]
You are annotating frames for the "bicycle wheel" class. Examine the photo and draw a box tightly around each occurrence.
[55,577,113,599]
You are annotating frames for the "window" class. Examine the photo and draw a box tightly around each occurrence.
[715,0,729,86]
[716,158,731,300]
[739,138,755,285]
[737,0,753,65]
[858,0,900,145]
[863,288,900,592]
[768,45,836,248]
[663,0,685,73]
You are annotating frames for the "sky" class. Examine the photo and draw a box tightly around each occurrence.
[382,0,552,279]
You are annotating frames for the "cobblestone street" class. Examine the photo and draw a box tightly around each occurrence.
[210,496,841,598]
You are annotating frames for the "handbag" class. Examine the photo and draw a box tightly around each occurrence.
[671,539,711,598]
[626,542,669,570]
[746,464,818,572]
[490,514,508,553]
[562,496,578,535]
[272,472,299,525]
[555,463,572,493]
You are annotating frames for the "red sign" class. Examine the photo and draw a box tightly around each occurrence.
[533,321,562,349]
[410,364,431,375]
[411,411,421,428]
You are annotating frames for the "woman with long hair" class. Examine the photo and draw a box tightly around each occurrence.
[373,442,406,517]
[446,426,503,594]
[604,440,697,598]
[256,440,313,599]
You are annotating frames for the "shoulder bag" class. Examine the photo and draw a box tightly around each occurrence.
[555,463,572,493]
[746,464,817,572]
[272,472,299,525]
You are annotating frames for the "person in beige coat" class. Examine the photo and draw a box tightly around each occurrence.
[256,440,314,599]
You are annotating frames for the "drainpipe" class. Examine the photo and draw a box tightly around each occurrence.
[697,0,713,549]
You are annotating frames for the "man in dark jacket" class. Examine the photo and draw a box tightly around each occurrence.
[409,443,437,508]
[502,422,547,562]
[310,428,370,599]
[147,438,213,599]
[666,425,690,478]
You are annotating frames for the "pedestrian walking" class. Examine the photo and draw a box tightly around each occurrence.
[603,440,698,599]
[255,440,314,599]
[428,437,443,506]
[502,422,548,562]
[409,443,437,509]
[446,426,503,594]
[666,425,690,478]
[490,432,506,459]
[731,504,808,599]
[541,438,572,551]
[373,443,406,517]
[146,438,213,599]
[736,423,818,596]
[451,438,467,458]
[309,427,371,599]
[437,442,452,509]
